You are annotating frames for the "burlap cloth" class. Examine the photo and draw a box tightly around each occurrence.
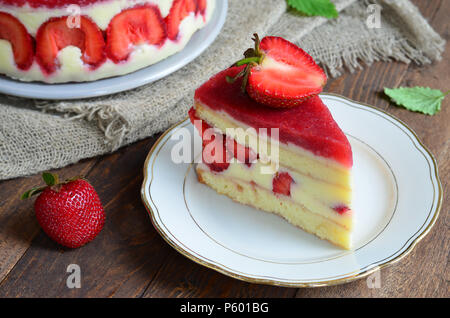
[0,0,445,180]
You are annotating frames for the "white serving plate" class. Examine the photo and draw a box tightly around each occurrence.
[0,0,228,100]
[141,93,442,287]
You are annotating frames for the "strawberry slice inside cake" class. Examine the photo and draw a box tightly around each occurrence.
[0,0,215,83]
[190,64,354,249]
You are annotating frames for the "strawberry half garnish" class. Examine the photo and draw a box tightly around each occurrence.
[36,16,106,75]
[0,12,34,71]
[228,34,327,108]
[106,5,167,63]
[272,172,294,197]
[22,172,105,249]
[166,0,197,41]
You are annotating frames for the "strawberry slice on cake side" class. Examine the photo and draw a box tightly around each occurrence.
[189,35,354,249]
[106,5,167,63]
[0,0,216,83]
[35,15,106,75]
[0,12,34,71]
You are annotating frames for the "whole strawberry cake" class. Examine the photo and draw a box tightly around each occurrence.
[0,0,215,83]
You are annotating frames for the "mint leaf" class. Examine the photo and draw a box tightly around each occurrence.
[287,0,338,19]
[384,87,448,115]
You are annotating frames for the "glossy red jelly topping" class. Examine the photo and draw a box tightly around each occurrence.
[0,0,107,8]
[195,66,353,167]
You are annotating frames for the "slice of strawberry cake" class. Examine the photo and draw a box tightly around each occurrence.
[189,35,354,249]
[0,0,215,83]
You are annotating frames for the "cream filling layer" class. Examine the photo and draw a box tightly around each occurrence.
[195,100,352,189]
[197,165,352,249]
[199,160,353,230]
[0,0,215,83]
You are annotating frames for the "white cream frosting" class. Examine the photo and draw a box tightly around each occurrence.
[0,0,216,83]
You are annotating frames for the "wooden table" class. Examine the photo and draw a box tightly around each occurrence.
[0,0,448,298]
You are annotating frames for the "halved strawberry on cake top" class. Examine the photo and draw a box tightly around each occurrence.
[0,0,215,83]
[189,35,354,249]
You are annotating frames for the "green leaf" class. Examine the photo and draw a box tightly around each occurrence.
[21,187,45,200]
[384,87,448,115]
[287,0,339,19]
[42,172,58,187]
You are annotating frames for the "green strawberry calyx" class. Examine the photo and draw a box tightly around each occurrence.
[226,33,265,93]
[21,172,83,200]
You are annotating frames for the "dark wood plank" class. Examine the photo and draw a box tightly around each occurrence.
[0,0,447,298]
[296,0,449,297]
[0,137,174,297]
[370,0,449,297]
[142,251,297,298]
[0,160,98,285]
[326,60,408,111]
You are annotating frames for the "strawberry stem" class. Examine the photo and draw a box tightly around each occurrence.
[226,33,265,93]
[235,57,261,67]
[241,63,252,93]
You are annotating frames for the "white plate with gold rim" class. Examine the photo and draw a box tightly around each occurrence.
[141,93,442,287]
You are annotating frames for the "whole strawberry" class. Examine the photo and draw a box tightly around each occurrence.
[227,34,327,108]
[22,173,105,249]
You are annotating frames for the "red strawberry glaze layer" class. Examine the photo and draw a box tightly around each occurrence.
[194,66,353,168]
[0,0,109,8]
